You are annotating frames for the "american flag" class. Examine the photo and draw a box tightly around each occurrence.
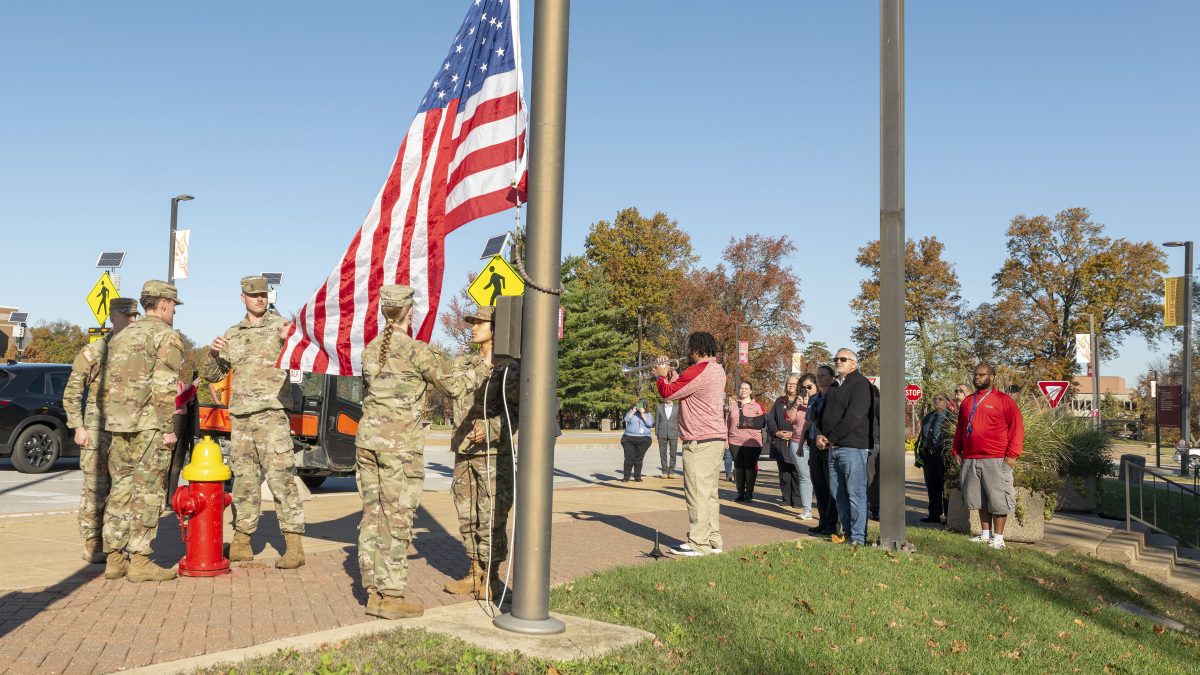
[279,0,527,375]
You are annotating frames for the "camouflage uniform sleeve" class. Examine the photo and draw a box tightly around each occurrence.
[63,346,96,429]
[416,347,488,400]
[151,331,186,431]
[200,328,233,383]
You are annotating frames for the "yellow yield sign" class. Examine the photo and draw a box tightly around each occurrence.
[86,272,120,326]
[468,255,524,307]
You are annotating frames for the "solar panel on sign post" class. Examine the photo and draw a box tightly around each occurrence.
[261,273,284,285]
[96,252,125,268]
[480,235,508,260]
[8,313,29,323]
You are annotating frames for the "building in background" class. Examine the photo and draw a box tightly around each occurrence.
[0,306,18,356]
[1070,375,1134,417]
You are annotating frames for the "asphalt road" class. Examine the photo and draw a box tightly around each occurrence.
[0,435,659,516]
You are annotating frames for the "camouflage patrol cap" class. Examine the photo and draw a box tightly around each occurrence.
[463,306,494,323]
[142,280,183,305]
[240,276,269,294]
[380,285,415,308]
[110,297,140,315]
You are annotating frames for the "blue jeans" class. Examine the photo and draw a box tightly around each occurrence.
[788,441,813,510]
[723,447,733,476]
[828,447,869,544]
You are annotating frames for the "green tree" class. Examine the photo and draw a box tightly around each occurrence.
[557,261,629,426]
[850,236,968,391]
[982,207,1168,386]
[583,207,696,340]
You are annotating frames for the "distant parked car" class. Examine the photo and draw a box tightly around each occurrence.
[0,362,78,473]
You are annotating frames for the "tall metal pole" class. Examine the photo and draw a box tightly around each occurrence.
[734,323,741,392]
[637,306,644,399]
[1090,314,1100,429]
[1184,242,1194,448]
[878,0,910,552]
[168,198,180,283]
[494,0,569,636]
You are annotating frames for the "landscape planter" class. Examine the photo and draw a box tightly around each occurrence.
[947,487,1046,543]
[1056,476,1101,513]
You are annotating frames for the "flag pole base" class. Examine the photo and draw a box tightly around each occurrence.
[494,612,567,635]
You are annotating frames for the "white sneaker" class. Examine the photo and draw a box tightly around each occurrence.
[969,533,992,544]
[668,546,703,557]
[676,543,723,555]
[988,538,1007,550]
[799,510,813,520]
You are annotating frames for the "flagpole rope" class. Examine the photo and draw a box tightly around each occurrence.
[511,193,563,296]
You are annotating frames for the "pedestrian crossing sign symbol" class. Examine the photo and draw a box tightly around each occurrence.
[468,255,524,307]
[86,271,120,326]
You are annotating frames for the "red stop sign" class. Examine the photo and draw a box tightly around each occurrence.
[904,383,923,403]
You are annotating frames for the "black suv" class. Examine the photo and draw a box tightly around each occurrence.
[0,362,78,473]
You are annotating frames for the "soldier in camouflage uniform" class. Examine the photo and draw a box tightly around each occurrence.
[357,285,490,620]
[101,280,185,583]
[443,306,519,601]
[63,297,140,564]
[202,275,305,569]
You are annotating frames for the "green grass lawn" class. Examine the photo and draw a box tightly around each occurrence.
[1097,477,1200,548]
[210,529,1200,674]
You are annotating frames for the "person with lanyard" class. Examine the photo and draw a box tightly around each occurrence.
[951,364,1024,550]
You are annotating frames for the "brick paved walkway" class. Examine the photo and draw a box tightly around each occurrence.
[0,477,819,674]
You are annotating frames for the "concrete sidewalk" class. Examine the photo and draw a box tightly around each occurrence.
[0,456,1136,675]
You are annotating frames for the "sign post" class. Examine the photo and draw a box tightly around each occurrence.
[86,272,121,327]
[468,255,525,307]
[1037,380,1070,409]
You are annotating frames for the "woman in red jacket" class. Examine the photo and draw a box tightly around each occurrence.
[726,381,766,502]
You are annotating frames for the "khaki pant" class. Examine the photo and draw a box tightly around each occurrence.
[230,409,305,534]
[682,439,724,553]
[103,430,171,555]
[357,447,423,597]
[78,428,112,540]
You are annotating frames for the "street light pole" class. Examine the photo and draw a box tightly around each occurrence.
[1165,241,1194,449]
[878,0,910,552]
[1090,313,1100,430]
[637,306,645,399]
[168,194,194,283]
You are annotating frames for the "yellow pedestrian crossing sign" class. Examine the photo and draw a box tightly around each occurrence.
[468,255,524,307]
[86,272,120,326]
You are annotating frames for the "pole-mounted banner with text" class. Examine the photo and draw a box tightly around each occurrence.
[1165,276,1186,327]
[737,340,749,365]
[1074,333,1092,375]
[174,230,191,280]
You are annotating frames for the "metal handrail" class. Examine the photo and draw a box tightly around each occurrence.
[1123,458,1200,549]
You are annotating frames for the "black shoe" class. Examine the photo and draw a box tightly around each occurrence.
[807,524,826,534]
[634,477,643,482]
[620,477,629,482]
[919,516,940,523]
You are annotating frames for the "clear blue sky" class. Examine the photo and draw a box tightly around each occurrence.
[2,1,1196,385]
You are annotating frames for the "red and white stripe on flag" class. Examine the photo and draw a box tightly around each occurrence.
[278,0,527,376]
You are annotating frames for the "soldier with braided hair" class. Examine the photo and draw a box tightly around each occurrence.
[356,285,491,619]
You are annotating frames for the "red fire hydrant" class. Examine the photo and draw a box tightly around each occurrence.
[171,435,233,577]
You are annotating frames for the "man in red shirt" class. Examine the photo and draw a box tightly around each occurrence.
[952,363,1024,549]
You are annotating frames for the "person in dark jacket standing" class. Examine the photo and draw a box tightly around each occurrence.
[765,375,802,507]
[656,398,681,478]
[816,349,873,545]
[915,392,952,523]
[804,365,839,535]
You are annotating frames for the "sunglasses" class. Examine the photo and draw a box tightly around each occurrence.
[834,357,855,363]
[803,384,816,390]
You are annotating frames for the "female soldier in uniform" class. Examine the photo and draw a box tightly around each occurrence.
[356,285,489,619]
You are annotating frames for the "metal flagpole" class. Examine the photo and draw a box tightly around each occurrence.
[878,0,911,552]
[494,0,569,636]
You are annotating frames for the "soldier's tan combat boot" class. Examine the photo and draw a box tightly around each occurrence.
[83,537,105,564]
[365,588,382,617]
[126,554,177,582]
[103,551,128,580]
[476,567,503,601]
[228,530,253,562]
[275,532,306,569]
[376,595,424,620]
[443,560,484,595]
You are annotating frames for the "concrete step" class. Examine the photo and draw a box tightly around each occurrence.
[1096,531,1145,566]
[1133,547,1177,584]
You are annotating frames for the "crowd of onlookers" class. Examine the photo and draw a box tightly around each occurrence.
[620,333,1026,554]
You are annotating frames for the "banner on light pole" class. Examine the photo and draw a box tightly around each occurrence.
[1074,333,1091,374]
[174,229,191,279]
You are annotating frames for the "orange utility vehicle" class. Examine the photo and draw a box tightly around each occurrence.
[196,372,363,488]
